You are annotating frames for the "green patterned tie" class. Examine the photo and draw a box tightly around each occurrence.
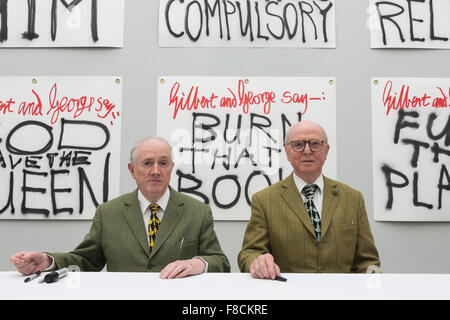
[148,203,160,250]
[302,184,321,244]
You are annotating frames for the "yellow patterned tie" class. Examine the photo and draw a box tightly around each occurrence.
[148,203,160,249]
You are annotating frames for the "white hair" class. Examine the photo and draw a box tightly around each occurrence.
[129,136,173,165]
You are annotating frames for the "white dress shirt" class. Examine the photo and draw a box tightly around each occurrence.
[292,173,324,218]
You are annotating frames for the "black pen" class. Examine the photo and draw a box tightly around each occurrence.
[24,271,41,283]
[274,276,287,282]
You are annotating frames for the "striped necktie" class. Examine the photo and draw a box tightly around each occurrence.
[148,203,160,249]
[302,184,321,244]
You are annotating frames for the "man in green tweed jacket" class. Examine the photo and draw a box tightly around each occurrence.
[10,137,230,278]
[238,120,380,278]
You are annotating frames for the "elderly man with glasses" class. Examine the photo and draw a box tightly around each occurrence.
[238,120,380,278]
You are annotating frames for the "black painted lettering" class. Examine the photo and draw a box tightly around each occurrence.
[381,164,409,210]
[222,0,236,40]
[298,1,317,43]
[313,0,333,43]
[78,166,99,213]
[407,0,425,42]
[244,170,271,205]
[51,0,98,42]
[223,114,242,144]
[22,0,39,40]
[429,0,448,41]
[176,169,209,204]
[192,112,220,144]
[413,171,433,209]
[236,0,254,41]
[375,1,406,45]
[431,142,450,163]
[185,0,203,42]
[0,0,7,42]
[438,164,450,209]
[426,113,450,146]
[166,0,184,38]
[394,109,419,144]
[254,1,269,40]
[401,138,429,167]
[0,171,14,214]
[283,2,298,40]
[6,121,53,155]
[265,1,285,40]
[50,169,73,215]
[212,174,240,209]
[21,169,49,216]
[250,113,276,146]
[58,118,110,150]
[204,0,223,38]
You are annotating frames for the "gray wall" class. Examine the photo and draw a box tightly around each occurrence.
[1,0,450,273]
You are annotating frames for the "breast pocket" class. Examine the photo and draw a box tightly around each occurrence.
[178,239,198,260]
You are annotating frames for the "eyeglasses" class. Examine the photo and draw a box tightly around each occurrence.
[289,139,326,152]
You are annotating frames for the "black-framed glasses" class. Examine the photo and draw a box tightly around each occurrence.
[289,139,325,152]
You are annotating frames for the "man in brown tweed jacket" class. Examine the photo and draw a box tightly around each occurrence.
[238,120,380,279]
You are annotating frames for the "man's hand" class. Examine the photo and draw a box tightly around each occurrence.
[249,253,281,279]
[160,258,206,279]
[9,252,52,275]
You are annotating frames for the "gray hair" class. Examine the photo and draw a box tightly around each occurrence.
[129,136,173,165]
[285,122,329,145]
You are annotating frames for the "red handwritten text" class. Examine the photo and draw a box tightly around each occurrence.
[281,91,309,115]
[95,97,116,119]
[383,81,432,115]
[0,98,15,114]
[46,83,117,124]
[18,90,43,116]
[169,82,218,119]
[238,80,275,115]
[47,83,96,124]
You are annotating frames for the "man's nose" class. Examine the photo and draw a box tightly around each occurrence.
[303,142,313,154]
[150,163,161,175]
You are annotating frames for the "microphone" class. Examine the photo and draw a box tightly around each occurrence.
[41,267,69,283]
[332,189,339,196]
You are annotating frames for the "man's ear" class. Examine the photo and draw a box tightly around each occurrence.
[128,163,135,179]
[285,145,291,162]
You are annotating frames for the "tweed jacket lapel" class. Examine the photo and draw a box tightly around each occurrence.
[321,176,340,239]
[280,173,316,239]
[121,189,151,257]
[149,186,184,259]
[280,173,341,241]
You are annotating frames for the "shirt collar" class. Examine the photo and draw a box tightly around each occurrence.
[137,187,171,215]
[292,173,324,195]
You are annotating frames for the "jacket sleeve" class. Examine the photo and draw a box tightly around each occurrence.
[237,192,270,272]
[48,205,106,271]
[197,205,231,273]
[351,193,381,273]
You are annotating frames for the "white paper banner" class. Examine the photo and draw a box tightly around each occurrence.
[0,76,122,220]
[372,77,450,221]
[368,0,450,49]
[0,0,124,47]
[157,76,337,220]
[159,0,336,48]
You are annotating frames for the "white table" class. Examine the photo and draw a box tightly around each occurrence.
[1,272,450,300]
